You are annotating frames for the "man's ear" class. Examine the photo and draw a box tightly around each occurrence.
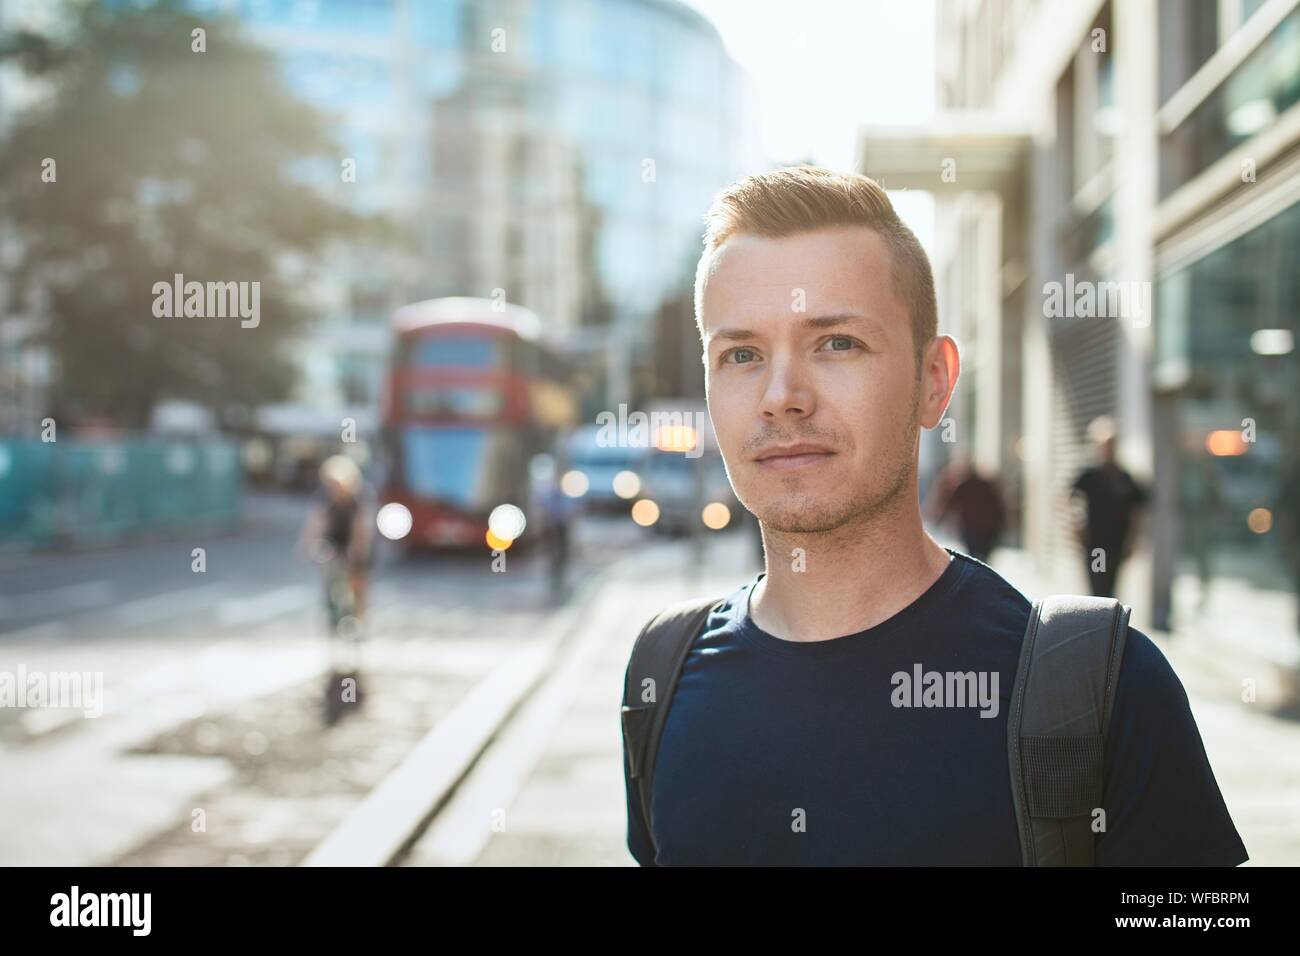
[918,335,960,430]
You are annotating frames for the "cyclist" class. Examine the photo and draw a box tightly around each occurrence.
[297,454,374,627]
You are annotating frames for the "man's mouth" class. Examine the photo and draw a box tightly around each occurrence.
[753,443,836,471]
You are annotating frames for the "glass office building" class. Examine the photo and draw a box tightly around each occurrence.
[198,0,762,414]
[1156,204,1299,608]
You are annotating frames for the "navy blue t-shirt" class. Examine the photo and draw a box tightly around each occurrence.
[624,549,1248,866]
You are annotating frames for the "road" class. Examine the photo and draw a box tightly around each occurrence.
[0,491,715,865]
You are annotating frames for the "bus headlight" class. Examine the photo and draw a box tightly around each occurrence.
[377,502,413,540]
[489,503,527,542]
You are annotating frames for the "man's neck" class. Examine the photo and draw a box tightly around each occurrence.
[750,494,953,643]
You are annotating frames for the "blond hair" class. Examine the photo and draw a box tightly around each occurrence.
[319,454,362,494]
[1086,415,1118,445]
[694,165,937,374]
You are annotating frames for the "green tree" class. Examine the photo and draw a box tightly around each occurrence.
[0,0,398,428]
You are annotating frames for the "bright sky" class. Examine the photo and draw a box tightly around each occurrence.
[682,0,938,249]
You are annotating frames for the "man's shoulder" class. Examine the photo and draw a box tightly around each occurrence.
[635,589,739,639]
[1072,466,1099,489]
[622,588,742,705]
[959,562,1181,715]
[1096,622,1248,865]
[626,584,751,670]
[978,569,1178,720]
[1112,625,1186,712]
[945,551,1034,622]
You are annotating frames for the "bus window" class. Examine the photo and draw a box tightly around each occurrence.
[407,336,498,368]
[404,386,503,418]
[402,426,489,510]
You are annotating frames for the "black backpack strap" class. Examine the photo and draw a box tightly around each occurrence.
[1008,594,1130,865]
[621,594,726,859]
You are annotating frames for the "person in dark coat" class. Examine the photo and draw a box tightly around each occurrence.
[1070,417,1147,598]
[928,458,1006,563]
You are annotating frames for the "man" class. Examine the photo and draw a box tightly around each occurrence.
[298,454,375,624]
[926,457,1006,563]
[533,456,578,604]
[1070,416,1148,598]
[622,166,1246,866]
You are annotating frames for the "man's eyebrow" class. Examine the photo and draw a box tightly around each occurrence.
[797,313,886,333]
[705,313,885,346]
[706,326,758,344]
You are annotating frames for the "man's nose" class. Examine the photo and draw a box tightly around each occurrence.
[758,356,814,422]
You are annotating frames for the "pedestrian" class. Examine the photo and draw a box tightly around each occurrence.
[926,457,1005,562]
[1070,416,1148,598]
[530,453,576,604]
[543,482,575,602]
[621,166,1245,866]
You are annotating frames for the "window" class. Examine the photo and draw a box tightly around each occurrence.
[404,387,502,419]
[406,336,497,367]
[1072,4,1117,193]
[402,426,487,507]
[1160,5,1300,197]
[1159,0,1222,103]
[1156,200,1300,592]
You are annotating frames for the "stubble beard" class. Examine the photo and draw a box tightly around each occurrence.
[747,383,922,537]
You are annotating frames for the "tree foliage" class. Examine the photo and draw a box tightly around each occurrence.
[0,0,395,427]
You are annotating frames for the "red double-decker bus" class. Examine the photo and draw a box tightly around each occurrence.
[379,297,578,550]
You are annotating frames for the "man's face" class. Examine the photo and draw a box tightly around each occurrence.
[700,226,933,534]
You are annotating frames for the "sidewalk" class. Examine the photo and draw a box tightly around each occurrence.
[401,527,760,866]
[400,533,1299,866]
[986,542,1300,866]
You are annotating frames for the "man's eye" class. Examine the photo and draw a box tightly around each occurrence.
[819,335,861,352]
[724,347,758,364]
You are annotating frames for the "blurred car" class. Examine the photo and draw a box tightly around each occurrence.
[640,446,738,536]
[563,425,650,514]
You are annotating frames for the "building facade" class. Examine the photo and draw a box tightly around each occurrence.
[214,0,762,426]
[861,0,1299,647]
